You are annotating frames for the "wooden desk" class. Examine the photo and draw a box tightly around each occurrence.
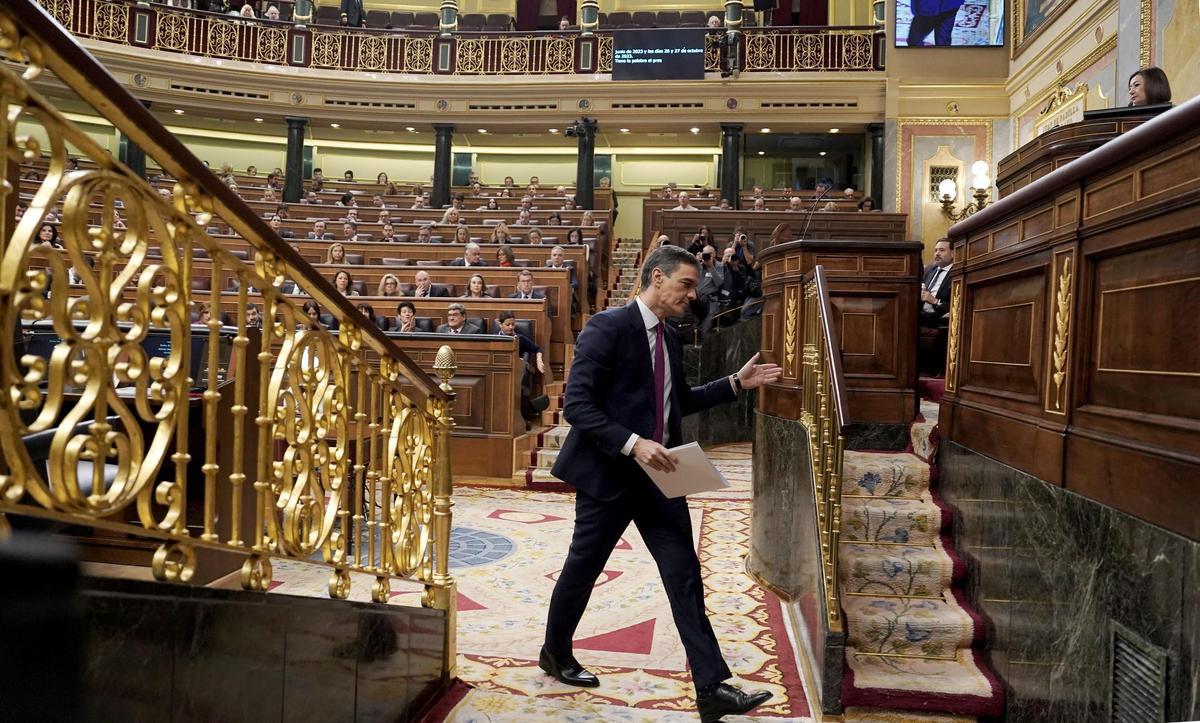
[757,239,923,424]
[941,95,1200,539]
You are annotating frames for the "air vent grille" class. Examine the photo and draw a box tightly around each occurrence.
[325,99,416,109]
[760,101,858,109]
[169,83,268,100]
[1110,622,1167,723]
[610,101,704,110]
[468,103,558,111]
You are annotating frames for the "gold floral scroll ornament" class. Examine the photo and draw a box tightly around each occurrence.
[783,286,798,375]
[945,280,963,391]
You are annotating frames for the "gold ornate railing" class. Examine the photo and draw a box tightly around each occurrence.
[0,0,458,674]
[33,0,883,74]
[799,266,849,630]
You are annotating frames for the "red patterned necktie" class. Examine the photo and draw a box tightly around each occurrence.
[653,322,665,444]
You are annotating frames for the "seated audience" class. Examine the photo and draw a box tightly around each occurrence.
[336,192,356,207]
[437,303,482,334]
[480,197,500,211]
[545,212,563,227]
[309,220,333,239]
[378,273,401,297]
[672,192,698,211]
[454,225,471,244]
[461,273,492,298]
[858,197,877,212]
[301,300,321,327]
[491,222,512,244]
[376,172,389,185]
[268,214,293,239]
[546,245,577,289]
[394,301,419,332]
[412,270,448,298]
[496,245,516,267]
[343,170,355,181]
[565,227,584,246]
[341,221,359,242]
[333,269,359,296]
[355,303,376,325]
[527,228,545,245]
[439,207,461,226]
[918,238,955,375]
[326,242,347,264]
[416,225,433,243]
[36,223,63,248]
[752,197,767,211]
[788,196,803,211]
[196,302,213,325]
[245,303,262,329]
[1128,67,1171,106]
[497,310,550,426]
[516,209,533,226]
[377,208,391,226]
[379,221,397,241]
[449,242,486,267]
[509,270,543,300]
[581,210,595,226]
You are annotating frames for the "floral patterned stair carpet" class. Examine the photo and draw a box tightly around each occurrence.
[838,399,1003,718]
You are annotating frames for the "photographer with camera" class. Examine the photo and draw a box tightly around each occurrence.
[693,244,725,336]
[687,225,714,255]
[730,231,763,319]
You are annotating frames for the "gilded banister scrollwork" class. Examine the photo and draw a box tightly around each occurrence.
[0,0,456,659]
[35,0,882,75]
[799,267,848,631]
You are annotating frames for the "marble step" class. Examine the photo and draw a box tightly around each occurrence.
[842,451,931,499]
[537,424,571,450]
[841,497,945,545]
[843,594,977,656]
[839,542,959,598]
[533,446,560,468]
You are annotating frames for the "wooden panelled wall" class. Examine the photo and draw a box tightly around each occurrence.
[941,95,1200,540]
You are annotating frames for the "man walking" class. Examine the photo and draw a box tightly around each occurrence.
[541,245,782,722]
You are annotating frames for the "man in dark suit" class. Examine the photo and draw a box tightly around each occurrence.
[907,0,965,46]
[412,270,449,298]
[920,238,954,326]
[448,242,487,267]
[541,245,781,722]
[508,270,545,300]
[339,0,365,26]
[436,303,482,334]
[918,238,955,375]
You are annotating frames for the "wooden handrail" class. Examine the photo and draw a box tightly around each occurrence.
[6,0,445,401]
[807,265,849,434]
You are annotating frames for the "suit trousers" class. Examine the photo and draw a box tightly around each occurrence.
[907,9,958,45]
[544,484,732,689]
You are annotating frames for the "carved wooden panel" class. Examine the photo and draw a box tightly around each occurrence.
[832,294,896,378]
[964,272,1045,400]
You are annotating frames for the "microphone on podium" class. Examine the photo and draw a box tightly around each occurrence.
[796,186,830,243]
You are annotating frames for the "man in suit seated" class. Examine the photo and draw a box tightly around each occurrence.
[508,270,545,300]
[308,219,334,240]
[545,245,577,289]
[918,238,954,375]
[436,302,482,334]
[412,270,449,298]
[540,244,781,722]
[416,225,433,243]
[449,242,487,267]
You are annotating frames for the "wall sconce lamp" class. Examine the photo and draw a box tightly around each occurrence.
[939,160,992,221]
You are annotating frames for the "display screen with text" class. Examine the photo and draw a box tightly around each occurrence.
[612,29,706,81]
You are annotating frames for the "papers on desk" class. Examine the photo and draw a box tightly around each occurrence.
[636,442,729,498]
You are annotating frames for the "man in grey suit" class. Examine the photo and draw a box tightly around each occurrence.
[436,303,482,334]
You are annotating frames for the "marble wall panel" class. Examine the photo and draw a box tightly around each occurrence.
[940,442,1200,721]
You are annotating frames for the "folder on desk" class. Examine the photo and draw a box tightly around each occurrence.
[636,442,730,498]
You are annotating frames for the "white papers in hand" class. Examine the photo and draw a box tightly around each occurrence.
[635,442,730,498]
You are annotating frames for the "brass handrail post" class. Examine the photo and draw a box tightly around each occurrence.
[426,345,458,679]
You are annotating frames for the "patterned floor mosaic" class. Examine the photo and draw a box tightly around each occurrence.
[269,443,812,721]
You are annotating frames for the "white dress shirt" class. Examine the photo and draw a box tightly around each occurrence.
[924,263,952,313]
[621,297,673,456]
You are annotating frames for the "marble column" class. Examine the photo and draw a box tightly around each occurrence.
[284,117,307,203]
[579,0,599,35]
[868,122,884,205]
[432,124,454,210]
[720,123,743,209]
[573,118,597,210]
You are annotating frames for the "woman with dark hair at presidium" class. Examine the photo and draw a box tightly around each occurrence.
[1128,67,1172,107]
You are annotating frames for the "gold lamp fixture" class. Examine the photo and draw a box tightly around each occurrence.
[939,160,992,221]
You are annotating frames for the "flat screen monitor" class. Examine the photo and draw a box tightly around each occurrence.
[612,29,706,81]
[895,0,1005,47]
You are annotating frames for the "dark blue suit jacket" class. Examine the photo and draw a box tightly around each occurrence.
[551,302,736,501]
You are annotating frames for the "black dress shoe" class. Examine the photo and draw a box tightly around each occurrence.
[696,683,773,722]
[538,647,599,687]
